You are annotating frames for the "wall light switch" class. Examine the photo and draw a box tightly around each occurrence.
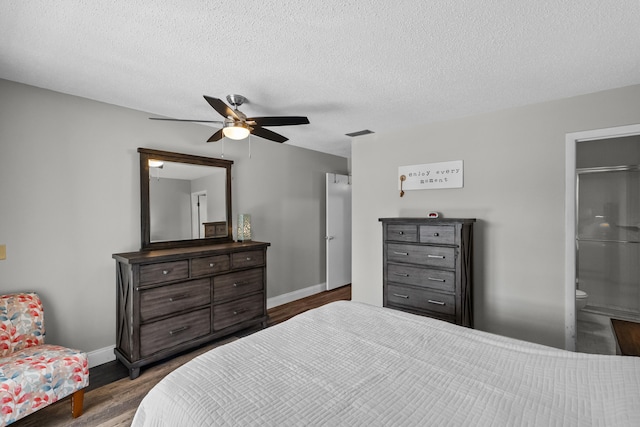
[0,244,6,260]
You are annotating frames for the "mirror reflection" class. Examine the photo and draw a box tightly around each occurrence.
[139,148,233,250]
[149,161,228,242]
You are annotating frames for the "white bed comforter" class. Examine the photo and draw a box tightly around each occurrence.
[132,301,640,426]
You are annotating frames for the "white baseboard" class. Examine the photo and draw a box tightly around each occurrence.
[267,283,326,309]
[88,284,326,368]
[88,345,116,368]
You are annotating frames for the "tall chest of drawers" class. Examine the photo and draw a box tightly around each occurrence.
[379,218,474,327]
[112,241,269,379]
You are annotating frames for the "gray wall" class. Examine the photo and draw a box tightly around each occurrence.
[149,177,191,241]
[351,84,640,349]
[0,79,347,355]
[193,172,227,222]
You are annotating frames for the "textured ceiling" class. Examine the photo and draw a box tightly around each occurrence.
[2,1,639,158]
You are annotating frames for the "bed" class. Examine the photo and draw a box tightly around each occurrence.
[132,301,640,426]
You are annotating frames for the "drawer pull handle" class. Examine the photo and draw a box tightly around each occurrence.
[428,277,446,282]
[398,231,404,235]
[393,293,409,299]
[233,308,248,315]
[233,281,249,287]
[246,257,252,261]
[428,299,445,306]
[209,263,215,267]
[434,233,439,237]
[162,270,170,275]
[393,251,409,256]
[169,326,189,335]
[427,255,445,259]
[169,294,188,302]
[392,272,410,277]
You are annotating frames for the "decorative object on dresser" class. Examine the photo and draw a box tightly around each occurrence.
[112,148,270,379]
[237,213,252,242]
[113,242,269,379]
[379,217,475,327]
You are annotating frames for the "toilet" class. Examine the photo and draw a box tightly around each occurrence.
[576,289,588,310]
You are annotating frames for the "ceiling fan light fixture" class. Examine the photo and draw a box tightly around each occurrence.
[222,122,250,140]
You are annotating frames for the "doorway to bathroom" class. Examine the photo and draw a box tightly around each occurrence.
[573,133,640,354]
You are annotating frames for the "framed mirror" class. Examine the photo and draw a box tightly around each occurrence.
[139,148,233,250]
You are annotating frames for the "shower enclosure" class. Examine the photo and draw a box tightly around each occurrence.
[577,166,640,320]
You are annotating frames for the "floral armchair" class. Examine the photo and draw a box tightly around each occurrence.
[0,293,89,426]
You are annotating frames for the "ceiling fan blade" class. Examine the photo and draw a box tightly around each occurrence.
[204,95,239,120]
[248,116,309,126]
[149,117,223,123]
[251,126,288,143]
[207,129,225,142]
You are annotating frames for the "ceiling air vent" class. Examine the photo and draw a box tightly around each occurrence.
[345,129,374,137]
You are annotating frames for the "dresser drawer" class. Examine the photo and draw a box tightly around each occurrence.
[140,307,211,358]
[387,263,455,292]
[139,260,189,285]
[191,255,230,277]
[387,284,455,316]
[139,278,211,322]
[386,224,418,242]
[204,222,228,238]
[214,269,263,302]
[231,250,264,269]
[387,244,455,269]
[420,225,455,245]
[213,293,264,331]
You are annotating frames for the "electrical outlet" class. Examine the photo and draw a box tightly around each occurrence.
[0,244,5,260]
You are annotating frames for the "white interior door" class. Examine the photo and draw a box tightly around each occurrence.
[191,191,207,238]
[326,173,352,290]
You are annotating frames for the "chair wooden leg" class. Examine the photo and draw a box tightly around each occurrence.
[71,389,85,418]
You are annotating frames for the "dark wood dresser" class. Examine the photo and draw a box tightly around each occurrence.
[112,241,269,379]
[379,218,474,327]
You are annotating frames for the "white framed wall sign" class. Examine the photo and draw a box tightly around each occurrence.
[398,160,463,191]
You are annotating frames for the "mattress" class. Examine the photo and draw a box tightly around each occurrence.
[132,301,640,426]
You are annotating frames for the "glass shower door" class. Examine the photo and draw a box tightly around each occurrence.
[577,167,640,319]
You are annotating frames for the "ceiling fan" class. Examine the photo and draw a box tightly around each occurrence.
[150,94,309,143]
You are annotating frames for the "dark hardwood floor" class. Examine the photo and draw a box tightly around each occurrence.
[88,284,351,391]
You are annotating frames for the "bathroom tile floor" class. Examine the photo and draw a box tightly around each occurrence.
[576,310,617,355]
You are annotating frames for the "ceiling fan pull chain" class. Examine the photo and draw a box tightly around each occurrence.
[221,139,225,158]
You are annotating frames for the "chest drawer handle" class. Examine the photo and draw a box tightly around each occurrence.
[433,233,439,237]
[162,270,170,275]
[233,308,248,315]
[428,277,446,282]
[428,299,445,306]
[393,293,409,299]
[427,254,445,259]
[233,281,249,287]
[246,257,252,261]
[392,272,410,277]
[169,294,188,302]
[393,251,409,256]
[398,231,404,235]
[169,326,189,335]
[209,263,215,267]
